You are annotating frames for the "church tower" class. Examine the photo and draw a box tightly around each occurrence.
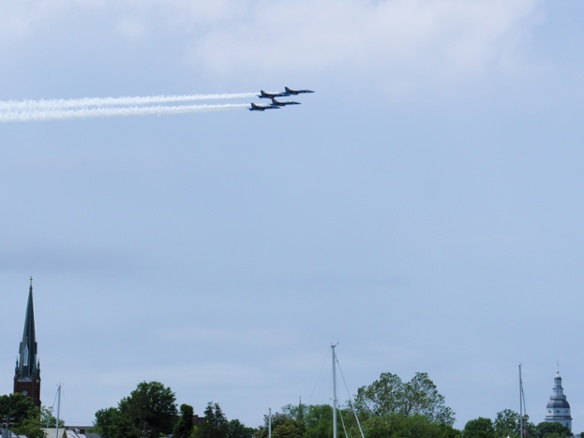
[544,368,571,431]
[13,276,41,407]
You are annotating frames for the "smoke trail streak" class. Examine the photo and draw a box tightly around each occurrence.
[0,92,257,111]
[0,103,249,123]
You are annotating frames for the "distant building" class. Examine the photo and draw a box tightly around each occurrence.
[544,369,572,431]
[43,427,102,438]
[13,276,41,407]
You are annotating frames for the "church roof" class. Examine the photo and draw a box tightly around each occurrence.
[43,428,102,438]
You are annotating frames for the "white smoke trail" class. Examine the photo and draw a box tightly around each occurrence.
[0,92,257,111]
[0,103,249,123]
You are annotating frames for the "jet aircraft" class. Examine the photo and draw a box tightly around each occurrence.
[270,98,301,107]
[258,90,288,99]
[284,87,314,95]
[249,102,279,111]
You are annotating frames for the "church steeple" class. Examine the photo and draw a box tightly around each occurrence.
[14,276,41,407]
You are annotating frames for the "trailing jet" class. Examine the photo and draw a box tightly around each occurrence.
[284,87,314,95]
[258,90,288,99]
[270,98,301,107]
[249,102,279,111]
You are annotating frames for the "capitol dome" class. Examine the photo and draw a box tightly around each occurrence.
[546,398,570,409]
[544,369,572,432]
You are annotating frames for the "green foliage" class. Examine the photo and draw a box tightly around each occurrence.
[174,404,195,438]
[94,406,138,438]
[535,421,572,438]
[13,415,44,438]
[199,402,229,438]
[462,417,495,438]
[0,393,43,438]
[304,404,333,438]
[263,401,460,438]
[120,381,178,437]
[227,419,255,438]
[0,393,38,425]
[354,371,455,426]
[94,407,120,438]
[41,406,65,429]
[361,413,461,438]
[493,409,519,438]
[93,381,177,438]
[272,419,305,438]
[257,411,288,438]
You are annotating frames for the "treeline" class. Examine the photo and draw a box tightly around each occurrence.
[463,411,573,438]
[92,381,254,438]
[90,372,577,438]
[0,393,63,438]
[262,371,458,438]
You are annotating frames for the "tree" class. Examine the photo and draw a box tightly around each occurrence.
[271,419,305,438]
[0,393,38,426]
[0,393,43,438]
[227,419,254,438]
[355,372,403,417]
[355,371,455,425]
[360,413,461,438]
[463,417,495,438]
[94,407,120,438]
[535,421,572,438]
[40,406,65,429]
[403,372,455,424]
[13,416,44,438]
[94,406,138,438]
[199,402,229,438]
[257,411,289,438]
[304,404,332,438]
[494,409,519,438]
[174,404,195,438]
[271,403,305,438]
[93,381,177,438]
[119,381,178,437]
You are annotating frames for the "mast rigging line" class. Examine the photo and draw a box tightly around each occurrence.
[306,347,332,406]
[334,351,365,438]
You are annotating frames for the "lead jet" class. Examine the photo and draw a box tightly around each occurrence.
[258,90,288,99]
[270,98,301,107]
[284,86,314,95]
[249,102,280,111]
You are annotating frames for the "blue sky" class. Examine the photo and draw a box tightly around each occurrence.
[1,0,584,432]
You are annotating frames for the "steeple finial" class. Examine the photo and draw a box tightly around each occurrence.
[30,276,33,289]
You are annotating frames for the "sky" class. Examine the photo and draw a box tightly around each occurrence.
[1,0,584,432]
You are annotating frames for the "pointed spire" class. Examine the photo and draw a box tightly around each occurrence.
[14,277,42,407]
[16,277,39,379]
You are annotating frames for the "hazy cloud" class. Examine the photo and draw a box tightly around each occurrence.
[0,0,543,80]
[185,0,543,79]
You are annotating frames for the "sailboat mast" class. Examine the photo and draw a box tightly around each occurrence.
[55,383,61,438]
[332,344,338,438]
[519,365,523,437]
